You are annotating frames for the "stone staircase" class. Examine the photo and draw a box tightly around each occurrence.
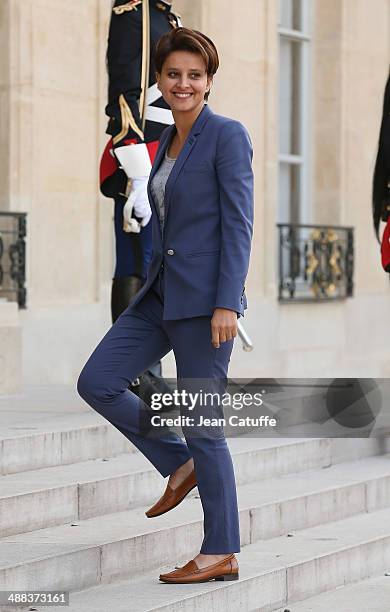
[1,387,390,611]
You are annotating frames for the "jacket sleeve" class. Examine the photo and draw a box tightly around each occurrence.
[214,120,254,313]
[105,0,145,148]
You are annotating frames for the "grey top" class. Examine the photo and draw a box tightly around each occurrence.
[150,147,176,234]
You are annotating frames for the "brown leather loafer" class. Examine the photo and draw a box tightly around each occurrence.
[159,553,239,583]
[145,469,197,518]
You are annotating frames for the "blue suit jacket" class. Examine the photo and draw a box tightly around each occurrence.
[129,103,254,320]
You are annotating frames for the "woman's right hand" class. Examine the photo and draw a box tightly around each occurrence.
[211,308,238,348]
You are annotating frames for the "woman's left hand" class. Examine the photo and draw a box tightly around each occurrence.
[211,308,238,348]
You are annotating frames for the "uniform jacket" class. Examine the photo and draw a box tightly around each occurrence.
[129,103,254,319]
[100,0,181,198]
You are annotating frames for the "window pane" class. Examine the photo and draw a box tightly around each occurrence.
[279,0,303,31]
[279,38,301,156]
[279,163,301,224]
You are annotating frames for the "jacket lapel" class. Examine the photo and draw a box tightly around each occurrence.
[164,104,213,217]
[147,104,213,225]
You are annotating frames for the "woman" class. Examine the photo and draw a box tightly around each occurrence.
[373,69,390,272]
[77,27,254,583]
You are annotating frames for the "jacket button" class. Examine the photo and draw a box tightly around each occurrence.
[166,249,175,256]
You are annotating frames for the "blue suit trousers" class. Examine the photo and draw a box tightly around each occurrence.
[77,270,241,554]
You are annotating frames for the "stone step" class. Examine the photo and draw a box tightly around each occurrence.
[0,385,137,475]
[1,454,390,595]
[0,415,133,476]
[3,434,386,538]
[19,507,390,612]
[1,384,389,475]
[2,436,390,539]
[273,574,390,612]
[0,436,333,537]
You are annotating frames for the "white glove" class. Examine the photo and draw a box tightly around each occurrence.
[123,176,152,233]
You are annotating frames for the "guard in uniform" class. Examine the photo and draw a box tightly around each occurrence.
[373,71,390,271]
[100,0,181,384]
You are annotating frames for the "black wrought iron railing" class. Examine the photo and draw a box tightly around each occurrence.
[0,212,27,308]
[277,223,354,302]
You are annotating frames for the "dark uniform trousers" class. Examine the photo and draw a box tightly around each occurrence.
[77,268,241,554]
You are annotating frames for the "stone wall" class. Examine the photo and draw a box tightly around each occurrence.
[0,0,389,385]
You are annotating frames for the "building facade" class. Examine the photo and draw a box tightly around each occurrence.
[0,0,389,391]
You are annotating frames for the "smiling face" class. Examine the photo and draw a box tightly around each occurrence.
[156,50,213,114]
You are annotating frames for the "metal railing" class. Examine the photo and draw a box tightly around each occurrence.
[277,223,354,302]
[0,212,27,308]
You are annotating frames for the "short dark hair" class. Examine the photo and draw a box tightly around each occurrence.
[155,27,219,101]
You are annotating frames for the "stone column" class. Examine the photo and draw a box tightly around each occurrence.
[0,0,108,305]
[176,0,278,299]
[314,0,390,291]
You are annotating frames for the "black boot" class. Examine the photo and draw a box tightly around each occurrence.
[111,275,144,324]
